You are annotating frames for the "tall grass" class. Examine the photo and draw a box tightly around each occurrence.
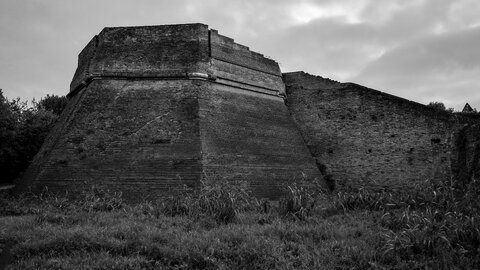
[332,178,480,269]
[127,177,265,226]
[0,179,381,269]
[1,175,480,269]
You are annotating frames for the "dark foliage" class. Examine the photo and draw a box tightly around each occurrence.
[36,94,68,116]
[0,90,67,184]
[427,101,454,113]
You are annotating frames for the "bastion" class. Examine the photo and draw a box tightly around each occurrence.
[17,23,480,198]
[18,23,322,199]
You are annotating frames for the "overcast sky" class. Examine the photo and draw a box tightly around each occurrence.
[1,0,479,110]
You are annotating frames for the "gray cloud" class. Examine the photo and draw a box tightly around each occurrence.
[353,26,480,109]
[0,0,479,110]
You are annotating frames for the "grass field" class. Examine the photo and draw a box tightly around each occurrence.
[1,178,479,269]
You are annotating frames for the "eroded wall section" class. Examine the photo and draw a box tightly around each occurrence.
[284,71,457,190]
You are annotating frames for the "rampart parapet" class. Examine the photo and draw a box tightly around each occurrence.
[69,24,285,98]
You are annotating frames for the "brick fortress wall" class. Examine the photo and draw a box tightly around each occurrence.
[18,24,480,198]
[283,71,480,190]
[18,24,323,199]
[19,24,211,199]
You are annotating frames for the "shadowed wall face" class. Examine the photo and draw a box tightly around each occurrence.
[284,72,457,190]
[451,122,480,187]
[22,79,202,199]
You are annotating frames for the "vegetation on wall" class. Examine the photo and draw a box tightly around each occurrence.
[0,90,67,185]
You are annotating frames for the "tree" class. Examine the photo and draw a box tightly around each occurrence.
[36,94,68,115]
[0,90,68,185]
[427,101,454,113]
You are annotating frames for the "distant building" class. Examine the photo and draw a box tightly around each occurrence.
[462,103,474,113]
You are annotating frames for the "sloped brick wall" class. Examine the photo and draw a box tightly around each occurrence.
[199,83,323,199]
[19,24,325,199]
[284,71,457,190]
[21,79,202,200]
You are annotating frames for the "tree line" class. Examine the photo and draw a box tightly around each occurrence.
[0,89,67,185]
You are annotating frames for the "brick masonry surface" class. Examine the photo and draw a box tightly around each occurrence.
[18,24,323,200]
[284,71,480,190]
[19,79,203,200]
[199,83,322,198]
